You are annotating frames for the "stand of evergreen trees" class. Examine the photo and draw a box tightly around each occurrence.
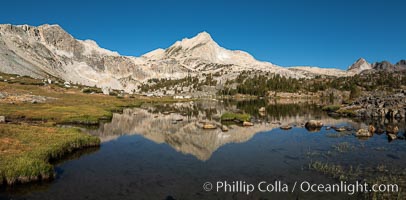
[138,70,406,96]
[218,71,406,96]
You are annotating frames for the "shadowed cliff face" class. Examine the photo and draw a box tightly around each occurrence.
[88,101,356,161]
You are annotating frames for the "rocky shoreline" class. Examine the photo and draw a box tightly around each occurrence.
[327,91,406,119]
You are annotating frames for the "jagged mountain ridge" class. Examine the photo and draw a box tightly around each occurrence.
[347,58,406,74]
[347,58,372,73]
[0,23,398,93]
[0,24,159,92]
[144,32,269,68]
[141,31,304,77]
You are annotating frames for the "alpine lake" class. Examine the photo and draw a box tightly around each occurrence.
[1,99,405,200]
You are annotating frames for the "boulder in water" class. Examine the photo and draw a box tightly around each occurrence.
[221,125,229,132]
[305,120,323,128]
[386,125,399,134]
[305,120,323,131]
[280,125,292,130]
[203,123,216,129]
[388,133,397,141]
[356,129,373,137]
[368,124,376,134]
[334,127,347,132]
[243,121,254,126]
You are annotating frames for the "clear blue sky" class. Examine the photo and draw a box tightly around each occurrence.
[1,0,405,69]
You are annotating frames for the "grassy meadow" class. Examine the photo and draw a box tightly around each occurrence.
[0,73,182,185]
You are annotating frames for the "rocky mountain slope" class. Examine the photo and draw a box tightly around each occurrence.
[347,58,373,74]
[347,58,406,74]
[141,32,300,77]
[0,24,402,94]
[0,24,151,92]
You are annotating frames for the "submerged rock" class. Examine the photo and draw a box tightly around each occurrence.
[334,127,347,132]
[345,127,353,131]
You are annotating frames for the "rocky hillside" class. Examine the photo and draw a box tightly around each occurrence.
[0,24,152,93]
[0,24,402,94]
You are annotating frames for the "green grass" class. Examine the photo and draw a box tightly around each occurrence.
[0,124,100,185]
[336,108,357,117]
[0,75,188,185]
[0,72,45,86]
[0,81,182,124]
[309,160,406,198]
[322,105,341,112]
[220,112,251,122]
[81,87,103,94]
[332,142,354,153]
[309,160,361,181]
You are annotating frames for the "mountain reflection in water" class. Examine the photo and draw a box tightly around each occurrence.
[89,100,357,161]
[2,100,406,200]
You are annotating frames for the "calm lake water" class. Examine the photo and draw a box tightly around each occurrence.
[1,100,405,200]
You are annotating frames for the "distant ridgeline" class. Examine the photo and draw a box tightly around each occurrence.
[0,24,404,97]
